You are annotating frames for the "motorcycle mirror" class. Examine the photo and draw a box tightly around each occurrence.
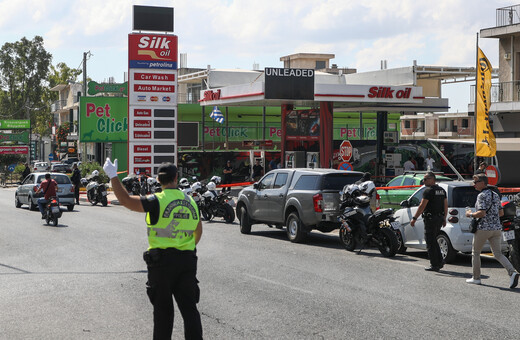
[400,200,410,208]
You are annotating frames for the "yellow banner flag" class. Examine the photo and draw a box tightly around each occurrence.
[475,47,495,157]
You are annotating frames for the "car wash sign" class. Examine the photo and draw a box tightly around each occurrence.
[128,29,178,176]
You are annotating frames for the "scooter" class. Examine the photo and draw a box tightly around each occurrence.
[501,200,520,272]
[44,196,62,226]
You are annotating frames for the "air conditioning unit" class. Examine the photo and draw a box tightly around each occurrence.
[505,53,511,60]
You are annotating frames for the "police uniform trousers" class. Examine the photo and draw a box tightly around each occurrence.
[423,215,443,268]
[145,248,202,340]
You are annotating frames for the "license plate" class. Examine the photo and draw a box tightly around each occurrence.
[51,206,60,213]
[391,221,401,230]
[503,230,516,241]
[102,191,108,196]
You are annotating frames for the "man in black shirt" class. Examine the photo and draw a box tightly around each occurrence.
[222,160,233,192]
[410,172,448,271]
[252,159,264,182]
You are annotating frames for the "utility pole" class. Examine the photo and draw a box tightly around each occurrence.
[82,52,88,162]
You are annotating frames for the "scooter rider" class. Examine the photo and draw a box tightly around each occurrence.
[36,173,59,219]
[103,159,203,339]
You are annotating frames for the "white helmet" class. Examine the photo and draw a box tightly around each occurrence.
[210,175,221,184]
[206,181,216,191]
[147,177,157,185]
[359,180,376,196]
[92,170,99,177]
[179,177,189,186]
[191,181,202,191]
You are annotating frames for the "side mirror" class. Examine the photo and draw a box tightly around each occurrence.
[400,200,410,208]
[16,181,22,185]
[253,183,259,189]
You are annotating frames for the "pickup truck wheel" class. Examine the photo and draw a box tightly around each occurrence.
[286,212,307,243]
[239,206,252,234]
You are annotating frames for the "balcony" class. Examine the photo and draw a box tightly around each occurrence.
[51,100,67,113]
[496,5,520,27]
[470,81,520,103]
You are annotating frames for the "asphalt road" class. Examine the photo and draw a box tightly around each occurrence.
[1,187,519,339]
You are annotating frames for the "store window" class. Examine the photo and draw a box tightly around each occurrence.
[315,61,326,69]
[404,120,411,129]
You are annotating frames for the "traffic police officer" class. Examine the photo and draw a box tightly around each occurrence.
[410,171,448,271]
[104,159,203,340]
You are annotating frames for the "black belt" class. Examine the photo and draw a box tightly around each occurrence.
[422,212,444,218]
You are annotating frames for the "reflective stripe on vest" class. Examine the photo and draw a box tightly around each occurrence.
[146,189,199,251]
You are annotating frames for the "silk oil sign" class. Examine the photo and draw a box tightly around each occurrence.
[79,97,128,142]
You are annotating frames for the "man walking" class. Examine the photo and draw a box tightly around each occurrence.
[410,172,447,271]
[104,159,203,339]
[465,173,519,288]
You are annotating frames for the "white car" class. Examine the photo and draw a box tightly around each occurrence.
[394,181,507,263]
[33,162,50,172]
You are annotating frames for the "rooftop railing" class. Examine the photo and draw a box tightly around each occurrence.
[496,5,520,27]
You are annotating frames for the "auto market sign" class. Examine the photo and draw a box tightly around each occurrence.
[0,119,30,129]
[79,97,128,142]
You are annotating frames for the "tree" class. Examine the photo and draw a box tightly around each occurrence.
[0,36,52,121]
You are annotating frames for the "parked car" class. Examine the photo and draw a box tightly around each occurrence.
[15,172,75,211]
[379,172,453,208]
[236,168,364,242]
[393,181,507,263]
[50,163,69,173]
[33,162,50,172]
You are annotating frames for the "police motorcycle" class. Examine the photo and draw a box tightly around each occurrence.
[147,176,162,194]
[500,197,520,272]
[201,176,235,223]
[43,196,62,226]
[122,173,140,195]
[338,182,399,257]
[81,170,108,206]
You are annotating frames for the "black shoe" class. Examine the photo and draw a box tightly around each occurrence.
[41,215,46,219]
[424,266,441,272]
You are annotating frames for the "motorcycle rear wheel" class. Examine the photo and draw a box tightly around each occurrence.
[339,226,356,251]
[376,228,398,257]
[46,213,58,226]
[224,204,235,223]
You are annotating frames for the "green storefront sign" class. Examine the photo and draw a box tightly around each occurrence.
[0,119,30,129]
[0,130,29,143]
[88,81,128,96]
[79,97,128,142]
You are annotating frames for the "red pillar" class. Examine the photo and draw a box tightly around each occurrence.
[319,102,333,168]
[281,104,293,167]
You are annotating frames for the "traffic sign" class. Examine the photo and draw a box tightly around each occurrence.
[338,161,353,171]
[339,140,353,162]
[485,165,500,186]
[7,164,16,172]
[48,153,54,161]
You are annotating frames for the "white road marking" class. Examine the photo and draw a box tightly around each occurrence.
[245,273,314,295]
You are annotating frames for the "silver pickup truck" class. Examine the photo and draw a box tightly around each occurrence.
[236,168,363,242]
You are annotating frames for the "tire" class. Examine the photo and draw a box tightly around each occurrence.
[102,196,108,206]
[88,191,97,206]
[339,225,356,251]
[377,228,398,257]
[47,214,58,226]
[67,205,74,212]
[224,204,235,223]
[286,212,307,243]
[201,206,212,221]
[15,195,22,208]
[394,229,407,254]
[437,233,457,264]
[509,241,520,273]
[239,206,252,234]
[29,197,37,211]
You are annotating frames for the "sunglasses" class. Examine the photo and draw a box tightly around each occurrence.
[473,180,482,184]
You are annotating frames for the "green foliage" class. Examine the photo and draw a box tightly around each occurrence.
[13,163,25,175]
[0,154,24,168]
[79,161,109,184]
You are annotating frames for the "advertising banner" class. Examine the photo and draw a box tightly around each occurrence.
[475,47,495,157]
[79,97,128,142]
[0,120,30,129]
[285,109,320,141]
[264,68,315,100]
[0,146,28,154]
[0,130,29,143]
[128,33,178,69]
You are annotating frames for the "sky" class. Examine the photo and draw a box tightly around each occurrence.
[0,0,512,113]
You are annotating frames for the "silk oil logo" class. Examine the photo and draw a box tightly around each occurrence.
[137,36,172,60]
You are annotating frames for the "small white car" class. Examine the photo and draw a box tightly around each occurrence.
[33,162,50,172]
[394,181,507,263]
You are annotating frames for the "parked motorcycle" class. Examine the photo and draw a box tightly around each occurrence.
[201,181,235,223]
[122,174,140,195]
[147,176,162,194]
[338,183,399,257]
[43,196,62,226]
[501,200,520,272]
[81,170,108,206]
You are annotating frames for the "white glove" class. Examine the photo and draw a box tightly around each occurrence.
[103,158,118,179]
